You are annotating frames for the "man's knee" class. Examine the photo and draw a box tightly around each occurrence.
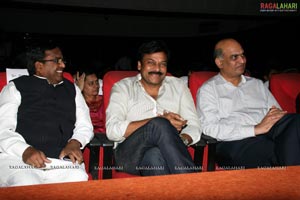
[149,117,171,127]
[141,147,166,166]
[139,147,169,175]
[148,117,177,135]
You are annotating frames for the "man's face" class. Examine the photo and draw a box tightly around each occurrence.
[138,51,167,87]
[36,47,66,84]
[216,41,246,79]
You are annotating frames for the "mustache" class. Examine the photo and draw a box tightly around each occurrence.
[148,71,163,75]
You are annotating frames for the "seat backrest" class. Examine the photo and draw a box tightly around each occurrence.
[188,71,218,104]
[0,72,7,92]
[103,71,139,114]
[188,71,218,171]
[270,73,300,113]
[63,71,74,83]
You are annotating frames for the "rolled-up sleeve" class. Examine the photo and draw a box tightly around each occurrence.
[179,84,202,145]
[106,83,130,142]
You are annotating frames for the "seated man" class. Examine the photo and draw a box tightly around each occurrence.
[106,40,202,176]
[197,38,300,169]
[0,41,93,186]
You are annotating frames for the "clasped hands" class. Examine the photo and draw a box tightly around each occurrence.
[22,139,83,168]
[255,105,287,135]
[159,110,187,132]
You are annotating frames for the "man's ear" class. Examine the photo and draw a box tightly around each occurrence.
[137,61,141,71]
[215,58,223,69]
[34,61,43,75]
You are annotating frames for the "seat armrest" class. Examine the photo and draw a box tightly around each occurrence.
[202,134,217,171]
[92,133,114,147]
[201,134,218,144]
[193,137,206,147]
[191,138,205,171]
[88,134,114,179]
[191,134,218,172]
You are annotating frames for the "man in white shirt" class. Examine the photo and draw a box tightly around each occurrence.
[106,40,201,176]
[197,38,300,169]
[0,41,93,186]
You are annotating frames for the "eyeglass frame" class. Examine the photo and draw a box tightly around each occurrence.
[39,57,67,64]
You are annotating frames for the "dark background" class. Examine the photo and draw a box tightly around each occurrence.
[0,0,299,79]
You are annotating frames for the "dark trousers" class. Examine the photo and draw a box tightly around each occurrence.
[216,114,300,169]
[114,117,196,176]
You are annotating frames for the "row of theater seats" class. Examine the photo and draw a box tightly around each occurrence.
[90,70,300,180]
[0,71,299,180]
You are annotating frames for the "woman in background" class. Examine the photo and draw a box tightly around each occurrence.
[75,70,105,133]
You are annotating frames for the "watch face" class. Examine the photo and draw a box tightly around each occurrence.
[180,136,189,145]
[183,139,189,146]
[180,135,189,145]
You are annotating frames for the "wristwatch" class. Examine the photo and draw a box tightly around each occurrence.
[180,135,189,146]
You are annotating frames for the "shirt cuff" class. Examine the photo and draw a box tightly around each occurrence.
[70,134,91,149]
[11,142,31,158]
[181,125,201,145]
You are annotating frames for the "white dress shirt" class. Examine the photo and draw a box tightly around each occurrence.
[106,74,202,147]
[0,78,93,158]
[196,73,281,141]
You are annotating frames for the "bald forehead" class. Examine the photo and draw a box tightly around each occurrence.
[214,39,244,59]
[215,39,241,50]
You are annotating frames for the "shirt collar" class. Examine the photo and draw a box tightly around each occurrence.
[34,75,64,86]
[216,73,247,86]
[135,73,169,96]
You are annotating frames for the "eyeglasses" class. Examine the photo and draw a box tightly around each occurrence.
[39,58,67,64]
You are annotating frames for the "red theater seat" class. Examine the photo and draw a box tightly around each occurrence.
[0,72,7,92]
[189,71,218,104]
[189,71,218,171]
[102,71,145,179]
[269,73,300,113]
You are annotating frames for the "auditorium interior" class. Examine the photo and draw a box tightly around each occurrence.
[0,1,299,199]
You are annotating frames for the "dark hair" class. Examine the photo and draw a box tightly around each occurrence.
[26,40,59,75]
[137,40,170,62]
[81,68,99,80]
[213,48,223,59]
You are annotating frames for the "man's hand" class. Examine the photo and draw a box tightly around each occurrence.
[59,139,83,164]
[255,106,287,135]
[22,146,51,168]
[160,110,187,132]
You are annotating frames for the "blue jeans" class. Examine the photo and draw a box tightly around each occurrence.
[114,117,196,176]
